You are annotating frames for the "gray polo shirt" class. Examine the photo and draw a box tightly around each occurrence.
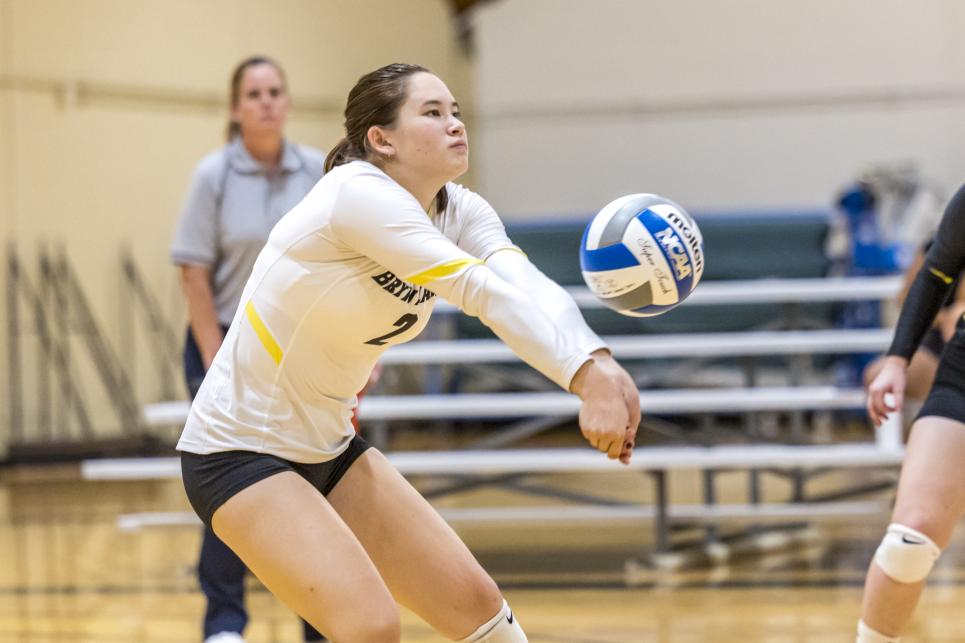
[171,138,326,324]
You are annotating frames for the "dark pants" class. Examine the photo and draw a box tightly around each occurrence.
[184,326,326,642]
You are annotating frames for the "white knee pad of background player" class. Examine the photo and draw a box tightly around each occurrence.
[874,523,941,583]
[458,600,527,642]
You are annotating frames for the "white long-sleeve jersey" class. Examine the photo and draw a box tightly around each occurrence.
[177,161,606,462]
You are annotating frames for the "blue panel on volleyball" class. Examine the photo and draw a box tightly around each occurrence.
[578,241,638,273]
[637,209,695,299]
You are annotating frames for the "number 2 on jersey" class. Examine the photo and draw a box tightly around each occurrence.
[365,313,419,346]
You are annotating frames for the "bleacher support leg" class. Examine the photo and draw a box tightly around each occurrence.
[702,469,718,543]
[877,403,903,451]
[650,470,669,553]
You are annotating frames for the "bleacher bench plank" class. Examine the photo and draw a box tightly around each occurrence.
[141,385,868,427]
[432,276,901,313]
[81,444,902,481]
[112,500,892,532]
[380,328,892,365]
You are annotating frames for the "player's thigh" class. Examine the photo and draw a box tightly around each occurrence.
[327,449,502,640]
[892,416,965,548]
[212,470,399,642]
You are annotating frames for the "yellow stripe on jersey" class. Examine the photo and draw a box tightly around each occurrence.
[485,246,528,261]
[929,267,954,284]
[245,301,283,365]
[407,258,483,285]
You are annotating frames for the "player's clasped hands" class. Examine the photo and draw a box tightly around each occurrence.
[570,350,641,464]
[866,355,908,427]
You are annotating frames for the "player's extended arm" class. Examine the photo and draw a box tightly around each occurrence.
[484,248,608,355]
[888,185,965,360]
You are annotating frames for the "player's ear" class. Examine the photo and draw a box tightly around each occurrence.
[367,125,394,158]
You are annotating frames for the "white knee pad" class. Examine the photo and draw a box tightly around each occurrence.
[458,600,527,642]
[874,523,941,584]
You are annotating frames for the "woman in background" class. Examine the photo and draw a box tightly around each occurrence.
[170,56,328,643]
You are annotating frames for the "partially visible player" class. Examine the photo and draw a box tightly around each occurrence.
[858,185,965,643]
[177,63,639,642]
[862,241,965,408]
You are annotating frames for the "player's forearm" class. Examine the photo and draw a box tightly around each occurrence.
[485,250,607,355]
[454,266,592,390]
[888,265,952,360]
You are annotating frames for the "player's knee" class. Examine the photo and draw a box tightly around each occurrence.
[328,597,400,643]
[470,575,504,621]
[457,599,527,642]
[350,610,401,643]
[874,522,942,583]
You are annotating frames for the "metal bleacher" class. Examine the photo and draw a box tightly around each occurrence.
[73,209,911,563]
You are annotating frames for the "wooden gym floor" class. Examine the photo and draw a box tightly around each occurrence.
[1,466,964,642]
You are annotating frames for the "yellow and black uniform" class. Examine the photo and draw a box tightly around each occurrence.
[888,184,965,423]
[917,238,962,357]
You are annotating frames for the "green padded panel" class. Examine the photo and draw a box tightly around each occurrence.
[507,210,832,284]
[455,211,833,338]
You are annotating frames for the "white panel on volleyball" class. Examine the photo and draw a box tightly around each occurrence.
[581,264,650,302]
[582,193,639,248]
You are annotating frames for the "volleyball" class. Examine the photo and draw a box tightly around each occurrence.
[580,193,704,317]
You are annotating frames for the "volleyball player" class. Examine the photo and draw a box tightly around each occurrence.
[862,241,965,408]
[858,185,965,643]
[178,63,640,642]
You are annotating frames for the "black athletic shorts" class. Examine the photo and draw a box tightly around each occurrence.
[181,435,372,528]
[918,320,965,425]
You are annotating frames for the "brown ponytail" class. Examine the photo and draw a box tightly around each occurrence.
[323,137,360,173]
